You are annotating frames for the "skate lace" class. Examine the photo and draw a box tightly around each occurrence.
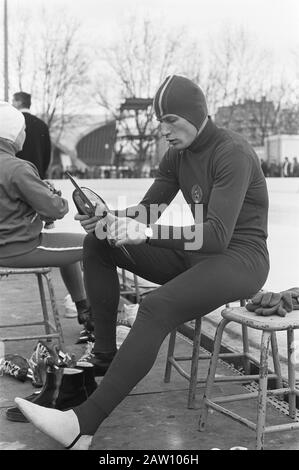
[58,350,73,366]
[0,359,20,378]
[37,343,53,360]
[28,342,53,368]
[77,342,94,362]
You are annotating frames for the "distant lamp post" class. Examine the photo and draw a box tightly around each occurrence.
[3,0,9,100]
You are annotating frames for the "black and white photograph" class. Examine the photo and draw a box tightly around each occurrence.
[0,0,299,454]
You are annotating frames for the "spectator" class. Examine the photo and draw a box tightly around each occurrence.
[12,92,51,179]
[292,157,299,177]
[269,162,280,177]
[260,158,269,177]
[0,102,93,341]
[282,157,291,177]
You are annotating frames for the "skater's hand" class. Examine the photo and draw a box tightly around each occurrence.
[95,213,147,246]
[74,213,100,233]
[74,201,108,233]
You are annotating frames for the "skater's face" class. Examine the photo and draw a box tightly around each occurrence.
[160,114,197,150]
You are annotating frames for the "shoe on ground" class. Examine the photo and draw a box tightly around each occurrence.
[0,354,31,382]
[6,390,41,422]
[28,341,60,387]
[64,294,77,318]
[76,342,116,377]
[28,341,76,387]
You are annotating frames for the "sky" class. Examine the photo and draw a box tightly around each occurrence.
[5,0,299,56]
[1,0,298,109]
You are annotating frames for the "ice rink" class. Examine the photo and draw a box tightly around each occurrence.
[50,176,299,292]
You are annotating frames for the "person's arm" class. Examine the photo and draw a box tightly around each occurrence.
[76,149,180,233]
[149,143,253,252]
[113,149,180,224]
[13,163,68,220]
[43,124,51,178]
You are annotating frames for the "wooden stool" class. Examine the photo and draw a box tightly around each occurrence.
[0,267,64,349]
[119,269,157,304]
[119,268,141,303]
[199,306,299,450]
[164,301,257,408]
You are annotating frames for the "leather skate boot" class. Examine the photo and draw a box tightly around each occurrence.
[75,363,97,395]
[6,367,87,423]
[76,342,117,377]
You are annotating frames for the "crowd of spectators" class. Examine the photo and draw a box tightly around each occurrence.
[51,159,299,180]
[260,157,299,178]
[51,165,160,179]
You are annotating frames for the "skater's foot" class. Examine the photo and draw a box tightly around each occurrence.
[14,398,92,450]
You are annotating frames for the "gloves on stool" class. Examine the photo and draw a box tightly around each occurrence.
[245,288,299,317]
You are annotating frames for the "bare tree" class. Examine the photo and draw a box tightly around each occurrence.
[209,27,270,120]
[37,19,89,130]
[9,10,38,95]
[93,16,184,173]
[10,8,89,132]
[245,78,293,144]
[180,26,272,120]
[282,50,299,134]
[9,7,91,178]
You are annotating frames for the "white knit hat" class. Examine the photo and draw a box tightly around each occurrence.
[0,101,25,142]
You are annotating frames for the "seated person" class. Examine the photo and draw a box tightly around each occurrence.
[0,101,92,337]
[14,76,269,450]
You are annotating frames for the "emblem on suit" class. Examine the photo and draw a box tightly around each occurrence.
[191,184,203,203]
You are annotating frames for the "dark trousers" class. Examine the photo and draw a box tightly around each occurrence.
[75,233,269,434]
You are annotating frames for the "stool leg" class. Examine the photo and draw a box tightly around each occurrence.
[37,273,50,338]
[188,318,202,409]
[44,272,64,350]
[242,325,251,375]
[287,329,296,419]
[256,330,271,450]
[198,318,230,431]
[133,274,140,304]
[164,329,177,383]
[121,268,127,290]
[270,332,283,391]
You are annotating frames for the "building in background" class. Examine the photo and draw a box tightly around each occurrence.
[49,115,116,178]
[215,98,276,149]
[48,103,166,178]
[215,98,299,164]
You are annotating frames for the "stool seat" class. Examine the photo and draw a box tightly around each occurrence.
[0,267,51,275]
[222,306,299,331]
